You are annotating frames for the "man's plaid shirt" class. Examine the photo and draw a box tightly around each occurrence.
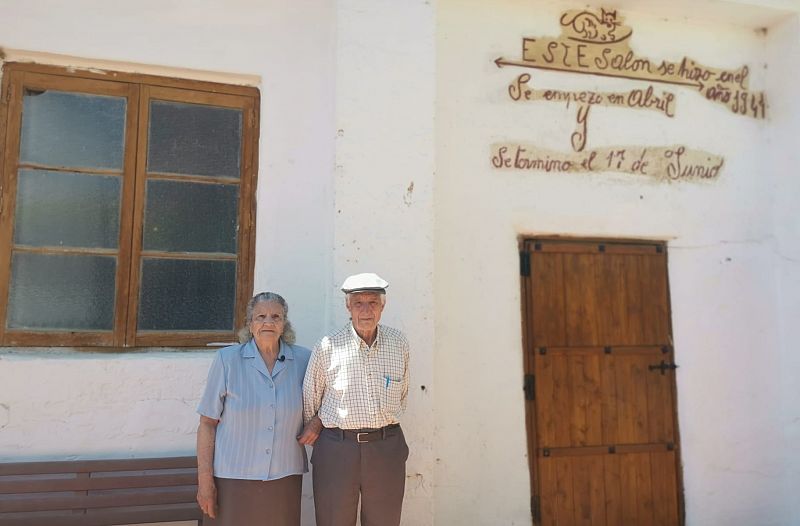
[303,323,410,430]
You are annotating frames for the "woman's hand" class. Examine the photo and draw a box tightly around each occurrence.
[297,416,323,446]
[196,477,218,519]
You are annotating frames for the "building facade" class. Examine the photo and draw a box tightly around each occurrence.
[0,0,798,524]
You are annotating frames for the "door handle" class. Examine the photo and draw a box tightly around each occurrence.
[648,360,679,375]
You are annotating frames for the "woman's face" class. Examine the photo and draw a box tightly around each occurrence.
[249,301,285,345]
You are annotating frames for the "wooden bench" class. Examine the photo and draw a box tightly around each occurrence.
[0,456,203,526]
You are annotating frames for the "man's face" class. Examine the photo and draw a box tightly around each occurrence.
[346,292,384,337]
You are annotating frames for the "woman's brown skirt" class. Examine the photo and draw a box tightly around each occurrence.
[203,475,302,526]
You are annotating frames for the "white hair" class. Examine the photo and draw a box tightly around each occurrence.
[237,292,296,344]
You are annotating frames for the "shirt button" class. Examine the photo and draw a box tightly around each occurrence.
[266,449,271,454]
[268,426,273,430]
[269,384,274,388]
[270,404,275,408]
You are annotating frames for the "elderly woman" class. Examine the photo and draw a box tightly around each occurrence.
[196,292,311,525]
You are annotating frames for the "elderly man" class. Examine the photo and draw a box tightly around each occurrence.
[298,272,410,526]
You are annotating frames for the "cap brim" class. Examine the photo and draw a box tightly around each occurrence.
[342,287,387,294]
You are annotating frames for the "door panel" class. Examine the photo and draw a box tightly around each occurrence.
[650,452,681,525]
[535,348,674,448]
[640,255,670,344]
[531,252,567,346]
[563,254,603,346]
[537,350,604,447]
[522,240,681,525]
[539,452,679,526]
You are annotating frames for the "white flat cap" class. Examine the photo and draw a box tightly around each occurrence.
[341,272,389,294]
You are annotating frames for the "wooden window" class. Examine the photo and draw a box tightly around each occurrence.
[0,64,259,347]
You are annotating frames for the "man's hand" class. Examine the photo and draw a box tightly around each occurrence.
[196,477,218,519]
[297,416,323,446]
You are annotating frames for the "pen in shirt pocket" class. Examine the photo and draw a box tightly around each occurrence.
[385,375,390,388]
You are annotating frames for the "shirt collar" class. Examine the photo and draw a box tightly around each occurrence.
[241,338,258,358]
[350,323,381,350]
[240,338,295,360]
[279,339,295,360]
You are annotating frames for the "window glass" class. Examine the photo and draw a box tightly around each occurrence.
[19,90,126,170]
[137,258,236,331]
[7,253,116,330]
[142,180,239,253]
[147,101,242,178]
[14,169,121,248]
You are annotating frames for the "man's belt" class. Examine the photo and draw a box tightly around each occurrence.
[328,423,400,443]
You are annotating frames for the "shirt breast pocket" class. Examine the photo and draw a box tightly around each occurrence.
[380,374,404,416]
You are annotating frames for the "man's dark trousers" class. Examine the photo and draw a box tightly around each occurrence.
[311,425,409,526]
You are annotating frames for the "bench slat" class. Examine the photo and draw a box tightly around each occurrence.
[0,487,197,513]
[0,503,202,526]
[0,473,197,494]
[0,457,197,476]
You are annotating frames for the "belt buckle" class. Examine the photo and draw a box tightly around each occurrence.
[356,432,369,444]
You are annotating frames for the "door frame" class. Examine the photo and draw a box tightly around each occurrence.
[519,236,686,525]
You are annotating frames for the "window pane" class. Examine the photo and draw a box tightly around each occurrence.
[14,169,121,249]
[138,258,236,331]
[147,101,242,178]
[143,180,238,253]
[7,253,116,330]
[19,90,126,170]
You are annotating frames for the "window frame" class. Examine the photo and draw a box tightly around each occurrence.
[0,63,259,348]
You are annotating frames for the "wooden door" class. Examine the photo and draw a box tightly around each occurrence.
[521,239,682,525]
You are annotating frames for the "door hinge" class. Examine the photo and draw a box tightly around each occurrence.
[524,374,535,401]
[531,495,541,522]
[519,251,530,276]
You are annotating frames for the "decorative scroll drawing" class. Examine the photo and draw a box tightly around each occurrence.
[494,8,767,119]
[560,8,633,44]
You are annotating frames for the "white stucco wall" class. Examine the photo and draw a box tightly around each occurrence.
[765,13,800,524]
[332,1,436,523]
[434,0,799,524]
